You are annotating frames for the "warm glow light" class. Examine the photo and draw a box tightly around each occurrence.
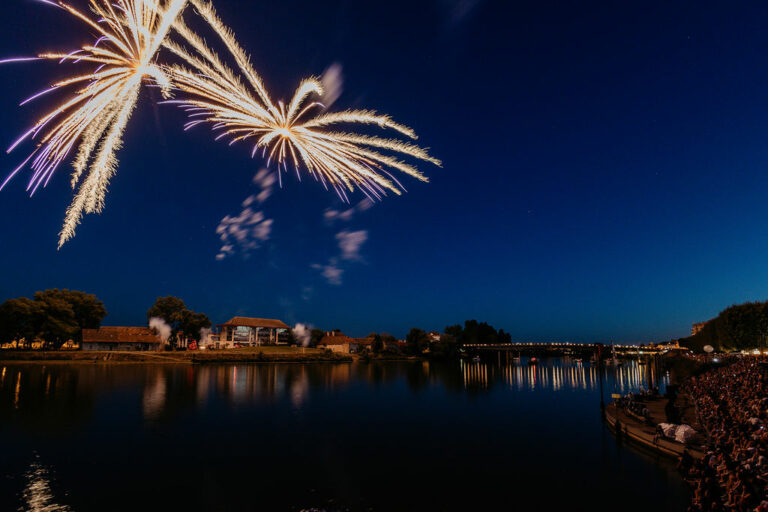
[164,0,441,202]
[2,0,438,245]
[3,0,188,247]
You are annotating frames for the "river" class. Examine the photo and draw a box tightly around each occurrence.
[0,358,687,511]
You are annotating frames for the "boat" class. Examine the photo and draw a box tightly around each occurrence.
[472,355,481,363]
[512,351,521,364]
[574,358,583,364]
[528,357,539,365]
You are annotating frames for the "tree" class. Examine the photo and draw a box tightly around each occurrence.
[0,289,106,349]
[310,328,325,348]
[682,300,768,352]
[406,328,430,355]
[445,324,463,344]
[147,296,209,348]
[180,310,212,343]
[380,333,398,353]
[0,298,44,345]
[432,333,459,359]
[371,333,383,354]
[497,329,512,344]
[34,289,107,348]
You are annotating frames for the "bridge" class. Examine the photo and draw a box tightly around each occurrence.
[462,342,678,357]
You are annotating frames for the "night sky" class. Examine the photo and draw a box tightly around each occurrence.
[2,0,768,342]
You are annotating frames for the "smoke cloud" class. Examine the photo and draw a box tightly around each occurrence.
[320,63,343,108]
[336,230,368,261]
[216,168,276,260]
[149,317,171,344]
[292,323,312,347]
[312,259,344,285]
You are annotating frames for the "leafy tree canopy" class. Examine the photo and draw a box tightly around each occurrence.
[0,289,106,348]
[406,328,430,355]
[309,328,325,348]
[443,320,511,347]
[147,296,210,346]
[371,333,384,353]
[683,301,768,352]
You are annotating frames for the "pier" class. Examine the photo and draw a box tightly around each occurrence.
[604,397,705,460]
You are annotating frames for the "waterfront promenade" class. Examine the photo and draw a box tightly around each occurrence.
[605,395,705,460]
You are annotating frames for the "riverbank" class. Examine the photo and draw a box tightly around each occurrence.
[605,396,706,460]
[0,347,354,364]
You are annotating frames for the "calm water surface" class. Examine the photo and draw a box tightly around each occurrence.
[0,359,686,511]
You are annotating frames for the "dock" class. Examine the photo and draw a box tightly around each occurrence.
[604,398,705,460]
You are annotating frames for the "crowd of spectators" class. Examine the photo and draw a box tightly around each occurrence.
[680,359,768,511]
[615,387,661,423]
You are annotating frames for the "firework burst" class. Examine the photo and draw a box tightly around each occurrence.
[1,0,440,246]
[2,0,188,247]
[165,0,441,202]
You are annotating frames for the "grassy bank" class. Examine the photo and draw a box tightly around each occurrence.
[0,347,352,364]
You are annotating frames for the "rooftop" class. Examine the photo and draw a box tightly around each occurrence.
[319,334,354,346]
[82,327,162,344]
[218,317,290,330]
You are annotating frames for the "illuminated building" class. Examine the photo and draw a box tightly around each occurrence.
[216,317,291,347]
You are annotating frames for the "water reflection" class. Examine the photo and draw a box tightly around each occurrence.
[0,359,684,512]
[20,455,71,512]
[142,372,167,420]
[460,358,669,393]
[0,359,669,424]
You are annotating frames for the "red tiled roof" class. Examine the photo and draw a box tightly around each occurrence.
[218,317,290,329]
[82,327,162,344]
[319,335,353,346]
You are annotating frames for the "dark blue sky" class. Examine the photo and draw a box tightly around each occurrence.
[2,0,768,341]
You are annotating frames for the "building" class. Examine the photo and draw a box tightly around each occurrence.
[316,334,380,354]
[81,327,163,351]
[350,337,375,354]
[216,317,291,348]
[692,321,709,336]
[317,333,353,354]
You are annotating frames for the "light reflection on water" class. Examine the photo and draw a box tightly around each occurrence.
[460,357,669,393]
[0,359,682,512]
[20,455,71,512]
[0,359,670,425]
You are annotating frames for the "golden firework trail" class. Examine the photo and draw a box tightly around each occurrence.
[165,0,441,202]
[2,0,440,246]
[2,0,188,247]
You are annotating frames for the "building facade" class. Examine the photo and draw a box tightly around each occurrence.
[81,327,163,351]
[216,317,291,348]
[317,333,353,354]
[349,337,375,353]
[317,333,378,354]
